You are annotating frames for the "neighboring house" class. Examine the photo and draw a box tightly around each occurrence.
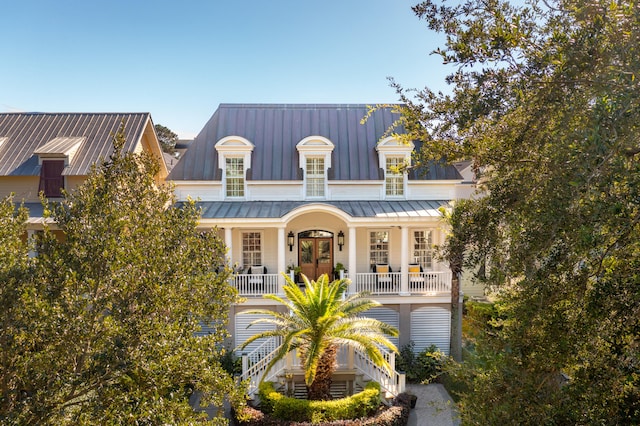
[0,112,168,236]
[169,104,478,384]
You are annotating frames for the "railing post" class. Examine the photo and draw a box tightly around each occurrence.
[398,372,406,393]
[242,352,248,374]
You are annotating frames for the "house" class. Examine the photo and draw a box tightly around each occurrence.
[0,112,168,236]
[169,104,477,396]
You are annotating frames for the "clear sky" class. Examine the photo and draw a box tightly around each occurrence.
[1,0,453,138]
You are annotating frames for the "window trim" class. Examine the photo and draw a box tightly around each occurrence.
[376,137,413,200]
[297,136,334,200]
[241,230,263,268]
[215,136,254,200]
[368,229,390,269]
[412,229,434,270]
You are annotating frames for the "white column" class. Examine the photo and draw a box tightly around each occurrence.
[277,227,286,293]
[27,229,37,258]
[224,227,233,264]
[400,226,409,295]
[348,226,357,284]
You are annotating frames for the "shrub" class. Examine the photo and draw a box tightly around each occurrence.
[397,342,447,384]
[253,381,381,423]
[233,388,410,425]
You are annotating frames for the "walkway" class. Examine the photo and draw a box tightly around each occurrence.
[406,383,460,426]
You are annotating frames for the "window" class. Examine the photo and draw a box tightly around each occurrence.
[369,231,389,267]
[306,157,325,197]
[226,157,244,197]
[413,230,433,269]
[242,232,262,266]
[385,157,404,196]
[39,160,65,198]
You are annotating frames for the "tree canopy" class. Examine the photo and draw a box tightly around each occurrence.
[0,125,240,425]
[155,123,179,154]
[393,0,640,423]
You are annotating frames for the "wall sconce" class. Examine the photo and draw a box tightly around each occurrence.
[337,230,344,251]
[288,231,295,251]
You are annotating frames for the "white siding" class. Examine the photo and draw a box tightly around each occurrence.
[235,313,275,354]
[410,307,451,355]
[361,307,400,349]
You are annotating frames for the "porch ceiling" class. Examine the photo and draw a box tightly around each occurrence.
[192,200,450,219]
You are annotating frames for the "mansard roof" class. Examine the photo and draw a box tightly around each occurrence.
[169,104,462,182]
[0,112,156,176]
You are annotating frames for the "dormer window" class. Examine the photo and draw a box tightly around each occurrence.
[215,136,254,200]
[297,136,334,200]
[385,157,405,196]
[34,136,85,199]
[225,157,244,197]
[39,160,65,197]
[376,137,413,199]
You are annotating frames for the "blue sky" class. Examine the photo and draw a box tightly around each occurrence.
[1,1,453,138]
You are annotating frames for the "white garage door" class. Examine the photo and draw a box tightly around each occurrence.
[361,307,400,349]
[410,307,450,355]
[235,312,276,354]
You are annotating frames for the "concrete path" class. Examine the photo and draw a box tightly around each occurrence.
[406,383,460,426]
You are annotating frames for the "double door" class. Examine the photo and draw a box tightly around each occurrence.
[299,237,333,281]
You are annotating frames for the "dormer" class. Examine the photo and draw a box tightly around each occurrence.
[34,136,86,198]
[215,136,254,199]
[296,136,334,199]
[376,137,413,199]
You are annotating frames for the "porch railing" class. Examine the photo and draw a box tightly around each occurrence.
[352,270,451,295]
[233,274,279,297]
[353,347,405,397]
[353,272,401,294]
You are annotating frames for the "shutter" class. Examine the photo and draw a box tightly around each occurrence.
[235,313,275,354]
[39,160,65,197]
[410,307,451,355]
[361,307,399,349]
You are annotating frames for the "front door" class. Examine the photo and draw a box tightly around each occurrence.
[299,237,333,281]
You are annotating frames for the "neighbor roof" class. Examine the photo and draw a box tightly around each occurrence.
[169,104,463,182]
[0,113,152,176]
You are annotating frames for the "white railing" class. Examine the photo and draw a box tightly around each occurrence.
[353,273,401,294]
[352,270,452,295]
[240,337,284,397]
[290,345,350,369]
[408,271,452,294]
[353,347,405,397]
[233,274,279,297]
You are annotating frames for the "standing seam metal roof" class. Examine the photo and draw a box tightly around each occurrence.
[168,104,463,182]
[188,200,450,219]
[0,113,150,176]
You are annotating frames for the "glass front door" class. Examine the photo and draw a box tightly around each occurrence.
[299,236,333,281]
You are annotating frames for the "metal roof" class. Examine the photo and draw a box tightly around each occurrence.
[191,200,450,219]
[0,113,151,176]
[168,104,463,182]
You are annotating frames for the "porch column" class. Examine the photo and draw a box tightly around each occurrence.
[27,229,37,258]
[400,226,409,295]
[348,226,357,282]
[277,226,286,293]
[224,227,233,264]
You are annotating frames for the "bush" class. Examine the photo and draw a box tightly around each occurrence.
[397,342,447,384]
[248,381,381,423]
[233,388,411,426]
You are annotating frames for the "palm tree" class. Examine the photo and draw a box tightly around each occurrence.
[238,273,398,400]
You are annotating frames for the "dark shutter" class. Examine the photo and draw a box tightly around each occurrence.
[39,160,65,197]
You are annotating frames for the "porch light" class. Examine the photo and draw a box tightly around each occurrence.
[288,231,295,251]
[337,230,344,251]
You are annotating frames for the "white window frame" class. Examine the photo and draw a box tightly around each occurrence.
[369,230,390,269]
[297,136,334,200]
[215,136,254,200]
[376,137,413,200]
[412,229,434,270]
[241,230,263,268]
[225,157,245,197]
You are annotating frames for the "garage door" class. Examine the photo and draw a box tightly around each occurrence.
[235,312,276,354]
[410,307,450,355]
[361,307,400,349]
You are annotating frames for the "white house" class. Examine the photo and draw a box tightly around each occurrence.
[169,104,478,376]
